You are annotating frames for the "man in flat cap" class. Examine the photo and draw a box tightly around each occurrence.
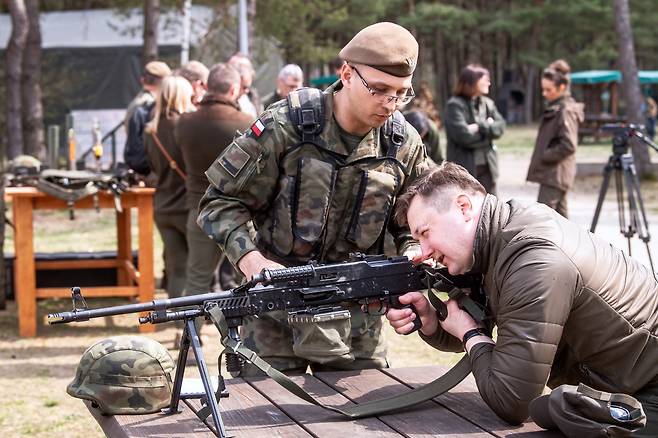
[197,22,433,375]
[124,60,171,176]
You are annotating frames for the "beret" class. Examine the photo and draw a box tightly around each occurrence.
[339,22,418,77]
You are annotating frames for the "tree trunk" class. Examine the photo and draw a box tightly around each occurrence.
[22,0,45,160]
[613,0,652,176]
[5,0,28,160]
[143,0,159,63]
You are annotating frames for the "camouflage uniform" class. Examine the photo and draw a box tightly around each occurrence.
[197,80,431,375]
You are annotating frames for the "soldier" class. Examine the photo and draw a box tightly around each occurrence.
[262,64,304,110]
[197,22,432,375]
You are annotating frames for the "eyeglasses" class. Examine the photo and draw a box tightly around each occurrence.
[350,65,415,105]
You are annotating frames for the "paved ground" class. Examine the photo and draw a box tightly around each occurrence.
[498,153,658,272]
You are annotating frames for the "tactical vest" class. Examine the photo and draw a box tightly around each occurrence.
[257,87,418,263]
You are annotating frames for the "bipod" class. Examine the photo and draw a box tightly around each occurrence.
[164,318,231,437]
[590,153,655,275]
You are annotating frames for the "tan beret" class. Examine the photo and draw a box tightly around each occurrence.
[339,22,418,77]
[144,61,172,78]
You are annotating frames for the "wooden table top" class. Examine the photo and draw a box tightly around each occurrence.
[87,365,564,437]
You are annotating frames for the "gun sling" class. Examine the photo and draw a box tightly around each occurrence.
[208,305,473,418]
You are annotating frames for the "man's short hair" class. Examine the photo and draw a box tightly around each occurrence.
[394,162,486,226]
[278,64,303,82]
[207,63,241,95]
[178,60,209,85]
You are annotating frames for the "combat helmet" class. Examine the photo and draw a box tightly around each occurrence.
[67,335,175,415]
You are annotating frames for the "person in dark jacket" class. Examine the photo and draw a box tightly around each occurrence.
[526,62,584,218]
[384,162,658,436]
[144,76,196,298]
[444,65,505,195]
[176,63,253,296]
[124,61,171,176]
[262,64,304,110]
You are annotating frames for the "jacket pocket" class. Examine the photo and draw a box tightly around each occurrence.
[346,170,397,249]
[293,157,336,243]
[270,175,295,256]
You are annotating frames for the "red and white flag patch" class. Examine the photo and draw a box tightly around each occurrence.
[250,119,266,137]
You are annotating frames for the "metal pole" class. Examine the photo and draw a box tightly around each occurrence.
[47,125,60,169]
[181,0,192,65]
[238,0,248,55]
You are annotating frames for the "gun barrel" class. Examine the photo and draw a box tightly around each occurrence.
[46,290,233,325]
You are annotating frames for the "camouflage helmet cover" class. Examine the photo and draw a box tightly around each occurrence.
[67,335,175,415]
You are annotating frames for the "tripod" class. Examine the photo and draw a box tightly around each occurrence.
[590,125,657,275]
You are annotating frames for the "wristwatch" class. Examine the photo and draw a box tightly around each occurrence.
[462,327,490,347]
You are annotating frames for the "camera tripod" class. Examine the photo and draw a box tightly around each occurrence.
[590,125,657,275]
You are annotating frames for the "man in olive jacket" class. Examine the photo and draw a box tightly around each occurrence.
[386,162,658,435]
[176,63,253,295]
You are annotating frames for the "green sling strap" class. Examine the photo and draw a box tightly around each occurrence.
[207,305,473,419]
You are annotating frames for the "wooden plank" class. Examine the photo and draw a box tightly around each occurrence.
[36,258,120,269]
[384,366,563,437]
[36,286,138,298]
[246,374,403,437]
[136,192,155,334]
[116,207,132,285]
[14,196,37,337]
[186,380,313,438]
[122,260,140,284]
[85,400,215,438]
[315,368,492,437]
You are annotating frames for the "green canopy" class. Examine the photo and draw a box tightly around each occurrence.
[571,70,658,84]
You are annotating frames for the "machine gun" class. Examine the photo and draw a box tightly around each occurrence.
[48,254,484,437]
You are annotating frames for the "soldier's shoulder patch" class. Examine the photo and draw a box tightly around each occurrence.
[218,141,251,178]
[247,115,274,139]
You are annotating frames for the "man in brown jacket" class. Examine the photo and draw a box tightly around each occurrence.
[387,162,658,436]
[176,63,253,295]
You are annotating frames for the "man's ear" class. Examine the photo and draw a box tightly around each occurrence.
[340,63,353,88]
[456,194,474,221]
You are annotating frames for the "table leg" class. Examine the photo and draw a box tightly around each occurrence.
[116,207,132,286]
[14,197,37,337]
[137,193,155,333]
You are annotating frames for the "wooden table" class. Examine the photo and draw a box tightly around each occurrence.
[5,186,155,337]
[86,365,563,437]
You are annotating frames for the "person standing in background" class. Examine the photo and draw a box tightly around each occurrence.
[444,64,505,195]
[527,62,583,218]
[262,64,304,110]
[176,63,253,296]
[228,53,262,119]
[178,60,209,107]
[144,76,196,298]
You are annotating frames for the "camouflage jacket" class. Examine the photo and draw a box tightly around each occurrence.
[198,82,431,267]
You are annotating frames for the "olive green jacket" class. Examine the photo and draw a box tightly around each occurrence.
[526,96,584,191]
[422,196,658,424]
[444,95,505,179]
[197,82,432,267]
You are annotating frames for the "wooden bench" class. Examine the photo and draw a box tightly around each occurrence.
[86,365,563,437]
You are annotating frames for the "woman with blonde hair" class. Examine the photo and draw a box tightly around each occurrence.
[145,75,195,298]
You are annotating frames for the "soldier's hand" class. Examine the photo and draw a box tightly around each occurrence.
[238,250,285,283]
[403,246,436,268]
[385,292,439,337]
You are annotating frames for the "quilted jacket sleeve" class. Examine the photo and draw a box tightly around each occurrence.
[469,242,579,424]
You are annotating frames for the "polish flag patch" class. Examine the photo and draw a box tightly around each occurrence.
[250,119,266,137]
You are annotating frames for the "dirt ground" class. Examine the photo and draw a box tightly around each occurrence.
[2,128,658,437]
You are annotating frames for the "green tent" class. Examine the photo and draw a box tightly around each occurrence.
[571,70,658,84]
